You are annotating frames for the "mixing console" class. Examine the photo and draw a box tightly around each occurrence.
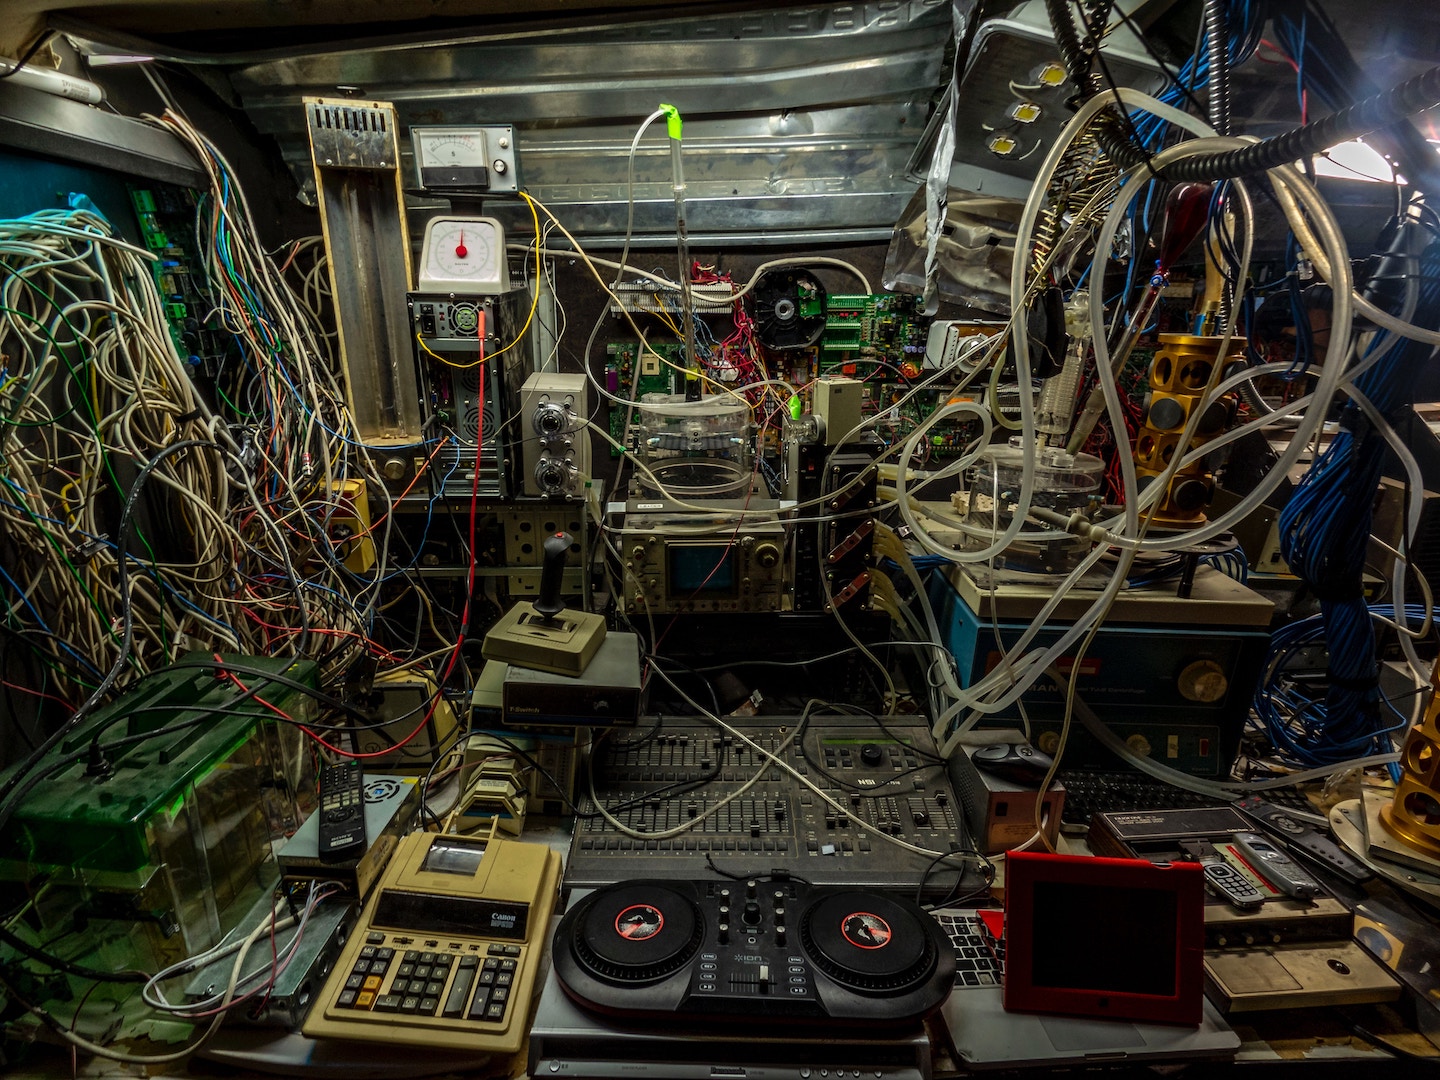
[567,714,986,899]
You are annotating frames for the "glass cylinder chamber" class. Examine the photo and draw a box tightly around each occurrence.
[964,443,1103,573]
[634,395,752,499]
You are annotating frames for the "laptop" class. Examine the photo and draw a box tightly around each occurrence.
[931,854,1239,1070]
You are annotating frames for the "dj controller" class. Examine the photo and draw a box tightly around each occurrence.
[567,714,986,900]
[531,879,951,1080]
[552,879,955,1023]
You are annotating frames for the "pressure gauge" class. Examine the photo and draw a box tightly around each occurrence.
[410,125,518,194]
[417,215,511,294]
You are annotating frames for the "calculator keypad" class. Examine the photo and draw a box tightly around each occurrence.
[334,935,522,1024]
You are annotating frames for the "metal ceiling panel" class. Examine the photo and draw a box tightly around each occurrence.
[225,1,951,243]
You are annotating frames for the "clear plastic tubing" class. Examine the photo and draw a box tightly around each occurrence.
[660,104,699,374]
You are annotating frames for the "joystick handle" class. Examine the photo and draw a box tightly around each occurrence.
[534,531,571,621]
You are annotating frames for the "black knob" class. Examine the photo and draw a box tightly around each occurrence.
[775,925,786,947]
[860,743,884,766]
[533,531,571,620]
[743,901,762,926]
[746,879,758,899]
[718,923,729,945]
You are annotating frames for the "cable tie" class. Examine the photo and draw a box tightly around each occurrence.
[1325,671,1380,692]
[177,409,202,424]
[73,534,108,563]
[1336,405,1367,436]
[1310,581,1366,603]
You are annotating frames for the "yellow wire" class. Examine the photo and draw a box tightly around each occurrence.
[417,194,544,370]
[516,189,755,412]
[652,298,682,337]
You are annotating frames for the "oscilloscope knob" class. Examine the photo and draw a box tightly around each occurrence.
[754,542,781,568]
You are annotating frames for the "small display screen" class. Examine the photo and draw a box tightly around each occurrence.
[373,890,530,939]
[668,544,735,593]
[420,838,487,876]
[1030,883,1178,996]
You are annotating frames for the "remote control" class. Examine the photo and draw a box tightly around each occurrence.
[1234,795,1373,886]
[1181,841,1265,911]
[318,760,367,863]
[1232,831,1324,899]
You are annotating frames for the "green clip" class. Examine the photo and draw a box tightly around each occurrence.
[788,395,802,420]
[659,103,682,141]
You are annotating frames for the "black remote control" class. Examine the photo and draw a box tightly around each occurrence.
[1234,795,1373,886]
[318,760,367,863]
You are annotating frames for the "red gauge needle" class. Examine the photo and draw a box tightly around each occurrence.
[455,230,468,259]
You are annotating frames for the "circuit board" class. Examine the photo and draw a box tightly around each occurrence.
[820,293,931,372]
[604,341,687,457]
[128,185,230,378]
[607,293,956,467]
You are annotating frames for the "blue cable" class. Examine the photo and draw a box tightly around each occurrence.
[1274,237,1440,771]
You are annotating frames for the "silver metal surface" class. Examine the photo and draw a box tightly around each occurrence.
[0,80,205,188]
[224,1,950,239]
[306,98,421,443]
[305,100,396,169]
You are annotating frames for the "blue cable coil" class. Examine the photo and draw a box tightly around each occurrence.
[1273,237,1440,772]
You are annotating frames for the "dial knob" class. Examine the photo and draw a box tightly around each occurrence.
[754,542,781,569]
[1178,659,1228,703]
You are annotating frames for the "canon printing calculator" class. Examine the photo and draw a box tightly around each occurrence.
[304,831,560,1053]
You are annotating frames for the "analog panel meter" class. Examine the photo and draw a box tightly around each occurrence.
[410,125,518,194]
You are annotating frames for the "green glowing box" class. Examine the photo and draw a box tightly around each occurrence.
[0,653,319,972]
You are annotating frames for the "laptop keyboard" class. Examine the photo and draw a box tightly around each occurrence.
[1058,772,1317,831]
[929,909,1004,987]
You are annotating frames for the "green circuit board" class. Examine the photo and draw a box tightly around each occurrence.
[604,342,687,457]
[820,293,932,372]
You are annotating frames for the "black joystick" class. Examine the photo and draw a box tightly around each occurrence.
[533,531,571,622]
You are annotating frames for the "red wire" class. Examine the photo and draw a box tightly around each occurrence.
[213,655,436,760]
[3,680,73,709]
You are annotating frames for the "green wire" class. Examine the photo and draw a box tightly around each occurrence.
[1,250,175,660]
[0,473,136,671]
[0,305,81,429]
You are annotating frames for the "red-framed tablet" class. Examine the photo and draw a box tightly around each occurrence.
[1003,850,1205,1026]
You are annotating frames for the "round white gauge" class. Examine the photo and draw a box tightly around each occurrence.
[417,215,510,293]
